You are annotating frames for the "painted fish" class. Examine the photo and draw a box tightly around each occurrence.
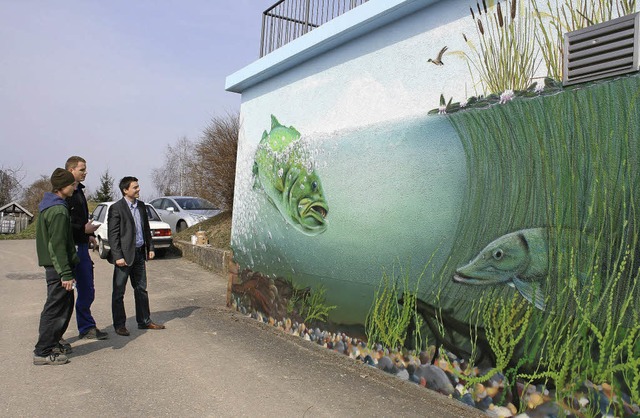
[453,228,551,310]
[253,115,329,236]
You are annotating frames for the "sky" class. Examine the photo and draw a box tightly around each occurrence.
[0,0,275,200]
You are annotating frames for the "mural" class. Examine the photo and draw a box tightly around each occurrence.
[231,73,640,415]
[229,0,640,415]
[232,112,467,325]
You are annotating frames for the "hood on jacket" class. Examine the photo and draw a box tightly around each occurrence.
[39,192,68,213]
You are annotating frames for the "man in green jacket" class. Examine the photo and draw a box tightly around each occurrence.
[33,168,79,365]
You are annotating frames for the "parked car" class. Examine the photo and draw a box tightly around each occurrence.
[149,196,220,233]
[90,201,173,259]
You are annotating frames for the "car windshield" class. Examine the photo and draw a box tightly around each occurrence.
[173,197,217,210]
[146,205,162,221]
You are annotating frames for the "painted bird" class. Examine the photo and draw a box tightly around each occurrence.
[428,46,448,65]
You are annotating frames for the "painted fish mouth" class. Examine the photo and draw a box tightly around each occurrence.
[452,270,511,285]
[453,272,479,284]
[299,198,328,223]
[312,204,327,219]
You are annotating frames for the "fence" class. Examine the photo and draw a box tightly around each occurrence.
[260,0,369,57]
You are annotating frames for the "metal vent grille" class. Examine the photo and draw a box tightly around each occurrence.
[563,12,640,86]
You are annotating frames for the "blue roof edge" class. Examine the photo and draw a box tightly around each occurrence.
[225,0,440,93]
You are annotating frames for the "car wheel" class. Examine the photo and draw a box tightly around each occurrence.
[176,220,187,232]
[98,237,109,259]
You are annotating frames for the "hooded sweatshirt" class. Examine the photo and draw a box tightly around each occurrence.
[35,192,80,281]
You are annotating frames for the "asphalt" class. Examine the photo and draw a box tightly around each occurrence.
[0,240,480,417]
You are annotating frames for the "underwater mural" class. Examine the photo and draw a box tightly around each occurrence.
[233,72,640,328]
[229,0,640,414]
[231,73,640,414]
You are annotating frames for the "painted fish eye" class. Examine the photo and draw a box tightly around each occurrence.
[493,249,504,260]
[311,181,318,191]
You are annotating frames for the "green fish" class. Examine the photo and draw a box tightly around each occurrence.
[453,228,550,310]
[253,115,329,236]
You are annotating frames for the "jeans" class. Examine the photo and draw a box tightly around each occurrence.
[75,243,97,334]
[112,247,152,328]
[34,267,75,356]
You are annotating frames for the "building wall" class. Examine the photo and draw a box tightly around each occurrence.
[225,0,640,340]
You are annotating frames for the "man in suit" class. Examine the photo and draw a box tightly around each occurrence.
[108,176,165,336]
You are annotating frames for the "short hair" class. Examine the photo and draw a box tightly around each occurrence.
[65,156,86,170]
[118,176,138,195]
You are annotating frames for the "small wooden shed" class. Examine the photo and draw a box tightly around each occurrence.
[0,202,34,234]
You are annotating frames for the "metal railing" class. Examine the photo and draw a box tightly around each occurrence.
[260,0,369,57]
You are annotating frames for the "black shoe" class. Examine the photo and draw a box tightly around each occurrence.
[79,327,109,340]
[115,327,130,336]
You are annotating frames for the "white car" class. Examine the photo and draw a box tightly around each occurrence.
[90,201,173,259]
[149,196,220,233]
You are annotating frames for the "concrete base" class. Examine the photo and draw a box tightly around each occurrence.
[173,240,232,274]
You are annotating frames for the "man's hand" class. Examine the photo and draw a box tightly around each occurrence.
[116,258,127,267]
[88,236,97,249]
[84,221,99,234]
[148,251,155,260]
[62,279,75,292]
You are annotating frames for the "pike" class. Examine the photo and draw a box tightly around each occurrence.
[453,228,554,310]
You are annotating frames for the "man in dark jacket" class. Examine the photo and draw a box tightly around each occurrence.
[65,156,108,340]
[108,176,165,336]
[34,168,79,365]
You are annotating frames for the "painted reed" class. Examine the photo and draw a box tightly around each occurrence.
[459,0,539,95]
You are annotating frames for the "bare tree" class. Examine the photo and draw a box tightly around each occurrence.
[0,165,24,206]
[152,136,194,197]
[189,112,239,211]
[20,175,50,215]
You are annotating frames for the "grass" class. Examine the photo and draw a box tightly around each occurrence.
[174,211,232,250]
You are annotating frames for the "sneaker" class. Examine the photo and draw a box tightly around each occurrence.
[58,339,72,352]
[79,327,109,340]
[33,352,69,366]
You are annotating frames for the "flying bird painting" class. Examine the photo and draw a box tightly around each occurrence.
[428,46,448,66]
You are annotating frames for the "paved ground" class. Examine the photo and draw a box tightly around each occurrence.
[0,240,479,417]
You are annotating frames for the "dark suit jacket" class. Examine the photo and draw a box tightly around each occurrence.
[107,198,154,265]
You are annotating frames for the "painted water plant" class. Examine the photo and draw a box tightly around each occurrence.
[365,261,427,351]
[440,73,640,413]
[300,284,336,324]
